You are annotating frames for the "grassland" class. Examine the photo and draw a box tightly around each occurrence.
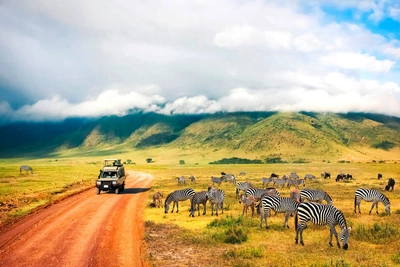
[1,155,400,266]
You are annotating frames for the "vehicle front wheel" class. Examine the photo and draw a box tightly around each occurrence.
[97,188,101,195]
[115,187,120,194]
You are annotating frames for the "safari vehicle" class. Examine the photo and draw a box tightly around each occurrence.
[96,159,126,194]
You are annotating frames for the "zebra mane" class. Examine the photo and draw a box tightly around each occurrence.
[165,193,174,203]
[381,192,390,204]
[334,207,348,229]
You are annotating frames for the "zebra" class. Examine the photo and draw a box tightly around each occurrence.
[164,188,195,213]
[273,178,287,189]
[177,176,186,185]
[300,188,332,204]
[258,195,300,229]
[20,165,33,174]
[236,181,253,199]
[211,175,227,186]
[289,172,299,180]
[245,187,280,201]
[295,202,351,249]
[206,187,225,216]
[287,179,305,189]
[304,174,316,181]
[152,191,163,208]
[189,175,196,183]
[261,177,275,188]
[222,173,236,184]
[239,194,255,217]
[354,188,390,214]
[239,171,246,176]
[189,191,208,217]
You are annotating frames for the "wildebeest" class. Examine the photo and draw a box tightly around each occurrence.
[321,172,331,179]
[378,173,382,180]
[271,173,279,178]
[385,178,395,191]
[20,165,33,174]
[336,173,345,182]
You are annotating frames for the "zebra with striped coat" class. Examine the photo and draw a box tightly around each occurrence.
[261,177,275,188]
[258,192,300,229]
[189,191,208,217]
[164,188,195,213]
[236,181,253,199]
[273,178,288,189]
[287,179,305,189]
[295,202,351,249]
[354,188,390,214]
[211,176,227,186]
[245,187,280,201]
[206,187,225,216]
[222,173,236,184]
[300,188,333,204]
[177,176,186,185]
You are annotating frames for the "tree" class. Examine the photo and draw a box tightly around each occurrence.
[179,160,185,165]
[126,159,132,164]
[146,158,153,163]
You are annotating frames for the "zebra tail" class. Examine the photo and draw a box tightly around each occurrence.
[294,211,298,231]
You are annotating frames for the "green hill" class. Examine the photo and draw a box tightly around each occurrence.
[0,111,399,162]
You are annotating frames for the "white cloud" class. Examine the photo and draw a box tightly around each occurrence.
[214,25,292,49]
[320,53,395,72]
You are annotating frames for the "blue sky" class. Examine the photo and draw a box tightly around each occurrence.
[0,0,399,124]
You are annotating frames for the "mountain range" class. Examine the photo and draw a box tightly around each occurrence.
[1,111,399,162]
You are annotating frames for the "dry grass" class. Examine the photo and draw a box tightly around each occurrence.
[144,162,400,267]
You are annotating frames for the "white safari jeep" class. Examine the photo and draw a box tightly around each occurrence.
[96,159,126,194]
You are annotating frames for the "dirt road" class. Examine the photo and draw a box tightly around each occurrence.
[0,171,153,267]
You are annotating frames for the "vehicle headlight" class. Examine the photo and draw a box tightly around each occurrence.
[96,181,101,186]
[112,181,117,185]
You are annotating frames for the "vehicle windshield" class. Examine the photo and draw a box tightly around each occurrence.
[102,171,118,178]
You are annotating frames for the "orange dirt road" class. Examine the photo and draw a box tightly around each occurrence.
[0,171,153,267]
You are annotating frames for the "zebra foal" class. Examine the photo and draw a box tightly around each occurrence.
[164,188,195,213]
[354,188,390,214]
[295,202,351,249]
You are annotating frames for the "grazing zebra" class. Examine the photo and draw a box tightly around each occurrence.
[236,181,253,199]
[206,187,225,216]
[300,188,332,204]
[239,171,246,176]
[273,178,287,189]
[304,174,316,181]
[211,176,227,186]
[354,188,390,214]
[189,191,208,217]
[385,178,395,191]
[287,179,305,189]
[245,187,280,201]
[20,165,33,174]
[164,188,195,213]
[152,191,163,208]
[239,194,255,217]
[189,175,196,183]
[289,172,299,180]
[222,173,236,184]
[261,177,275,188]
[295,202,351,249]
[177,176,186,185]
[258,195,300,229]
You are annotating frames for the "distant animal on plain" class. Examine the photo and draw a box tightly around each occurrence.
[152,191,163,208]
[385,178,395,191]
[378,173,382,179]
[20,165,33,174]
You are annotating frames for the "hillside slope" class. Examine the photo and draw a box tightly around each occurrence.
[0,111,399,162]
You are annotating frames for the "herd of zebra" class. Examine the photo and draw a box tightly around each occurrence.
[153,171,395,250]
